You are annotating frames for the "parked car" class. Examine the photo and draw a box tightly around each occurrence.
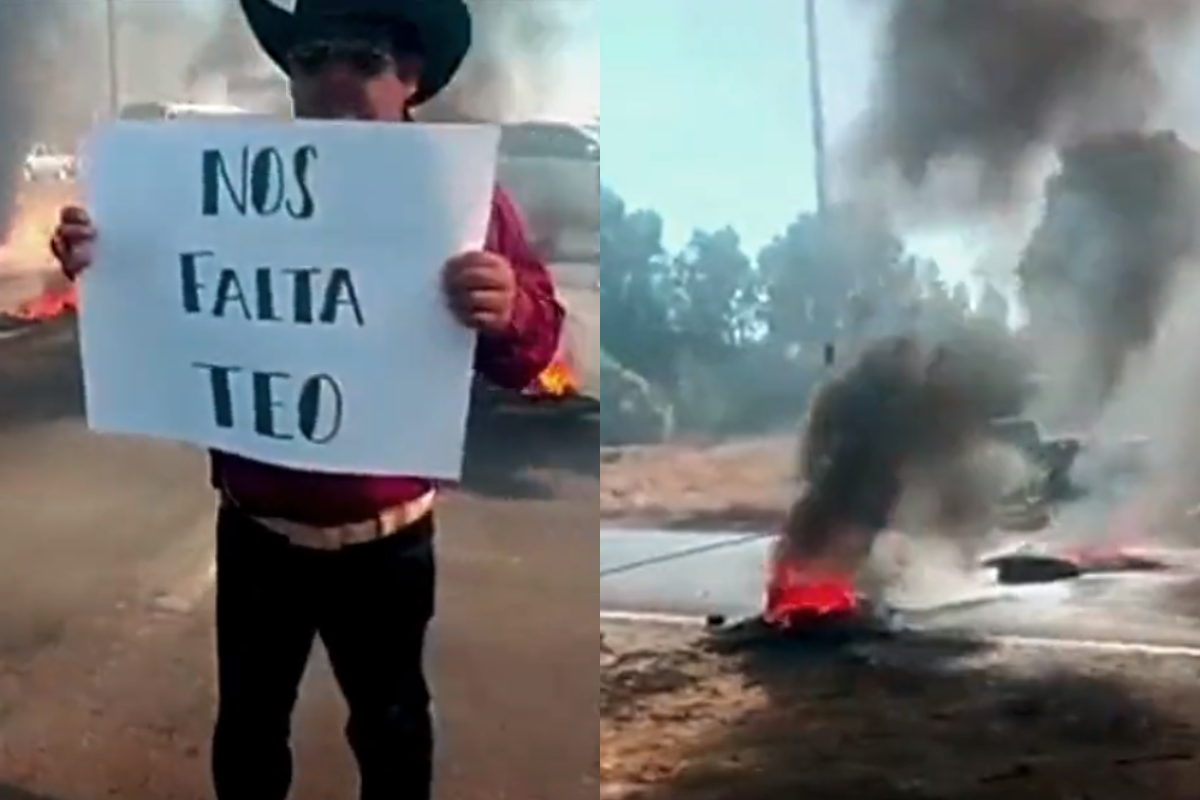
[472,122,600,416]
[497,122,599,263]
[23,143,75,182]
[116,101,255,121]
[471,261,599,418]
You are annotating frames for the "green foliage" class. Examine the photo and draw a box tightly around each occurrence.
[599,349,674,446]
[600,189,1030,443]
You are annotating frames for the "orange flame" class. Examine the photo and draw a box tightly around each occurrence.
[2,185,79,323]
[764,538,859,627]
[1,184,76,267]
[11,283,77,321]
[532,359,579,397]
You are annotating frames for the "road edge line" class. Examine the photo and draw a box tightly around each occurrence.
[598,610,1200,658]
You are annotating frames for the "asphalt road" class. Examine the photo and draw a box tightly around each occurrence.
[599,525,1200,652]
[0,319,598,800]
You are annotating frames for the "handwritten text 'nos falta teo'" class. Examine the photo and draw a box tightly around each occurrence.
[183,142,366,446]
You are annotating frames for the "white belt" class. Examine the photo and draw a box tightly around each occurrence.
[225,490,436,551]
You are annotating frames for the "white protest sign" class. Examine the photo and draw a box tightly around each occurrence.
[78,119,500,478]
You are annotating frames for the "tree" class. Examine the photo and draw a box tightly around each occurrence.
[597,185,1035,441]
[668,226,763,360]
[757,207,920,358]
[598,189,677,386]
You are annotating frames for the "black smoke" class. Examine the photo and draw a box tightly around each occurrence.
[861,0,1197,204]
[0,2,71,241]
[1018,132,1200,422]
[858,0,1200,421]
[184,0,577,123]
[185,0,265,90]
[842,0,1200,548]
[785,336,1014,568]
[0,1,215,246]
[421,0,574,122]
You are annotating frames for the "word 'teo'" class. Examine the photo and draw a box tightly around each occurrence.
[194,364,345,445]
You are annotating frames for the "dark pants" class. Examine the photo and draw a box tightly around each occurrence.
[211,506,436,800]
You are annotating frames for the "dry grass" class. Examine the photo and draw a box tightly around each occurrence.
[601,619,1200,800]
[601,437,795,530]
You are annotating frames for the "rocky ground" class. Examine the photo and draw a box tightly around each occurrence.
[600,619,1200,800]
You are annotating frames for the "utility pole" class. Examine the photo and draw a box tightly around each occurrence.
[803,0,829,218]
[804,0,841,367]
[105,0,121,116]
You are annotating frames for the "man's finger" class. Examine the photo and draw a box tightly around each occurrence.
[445,301,504,330]
[58,223,96,244]
[71,242,95,264]
[444,250,494,268]
[60,206,91,226]
[464,311,507,331]
[449,288,508,314]
[447,266,510,291]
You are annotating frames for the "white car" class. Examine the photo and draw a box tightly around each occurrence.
[23,143,75,182]
[498,122,599,263]
[552,261,600,401]
[116,101,256,120]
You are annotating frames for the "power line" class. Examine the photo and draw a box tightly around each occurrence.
[599,532,775,578]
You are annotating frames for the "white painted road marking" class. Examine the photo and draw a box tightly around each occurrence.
[599,609,1200,658]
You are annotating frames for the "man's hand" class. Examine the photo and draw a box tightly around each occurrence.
[50,206,97,280]
[442,251,518,335]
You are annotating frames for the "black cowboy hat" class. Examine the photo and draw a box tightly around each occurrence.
[239,0,472,106]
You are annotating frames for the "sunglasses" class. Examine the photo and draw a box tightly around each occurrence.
[288,30,424,79]
[289,38,391,76]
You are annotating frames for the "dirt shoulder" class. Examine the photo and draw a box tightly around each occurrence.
[601,619,1200,800]
[601,437,794,530]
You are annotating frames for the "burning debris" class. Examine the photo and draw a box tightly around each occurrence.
[532,359,580,398]
[720,0,1200,640]
[789,337,1010,557]
[9,282,76,323]
[768,336,1014,626]
[765,540,859,626]
[983,548,1170,585]
[796,0,1200,593]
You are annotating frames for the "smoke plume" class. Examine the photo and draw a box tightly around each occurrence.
[861,0,1198,205]
[185,0,267,93]
[421,0,575,122]
[183,0,578,122]
[842,0,1200,550]
[859,0,1200,425]
[1019,132,1200,424]
[786,336,1020,570]
[0,1,217,246]
[0,2,70,241]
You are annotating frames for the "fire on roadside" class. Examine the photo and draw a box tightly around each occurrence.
[531,358,580,398]
[10,283,77,321]
[2,184,79,323]
[0,184,75,267]
[763,537,859,628]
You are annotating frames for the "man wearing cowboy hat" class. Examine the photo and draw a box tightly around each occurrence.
[49,1,565,798]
